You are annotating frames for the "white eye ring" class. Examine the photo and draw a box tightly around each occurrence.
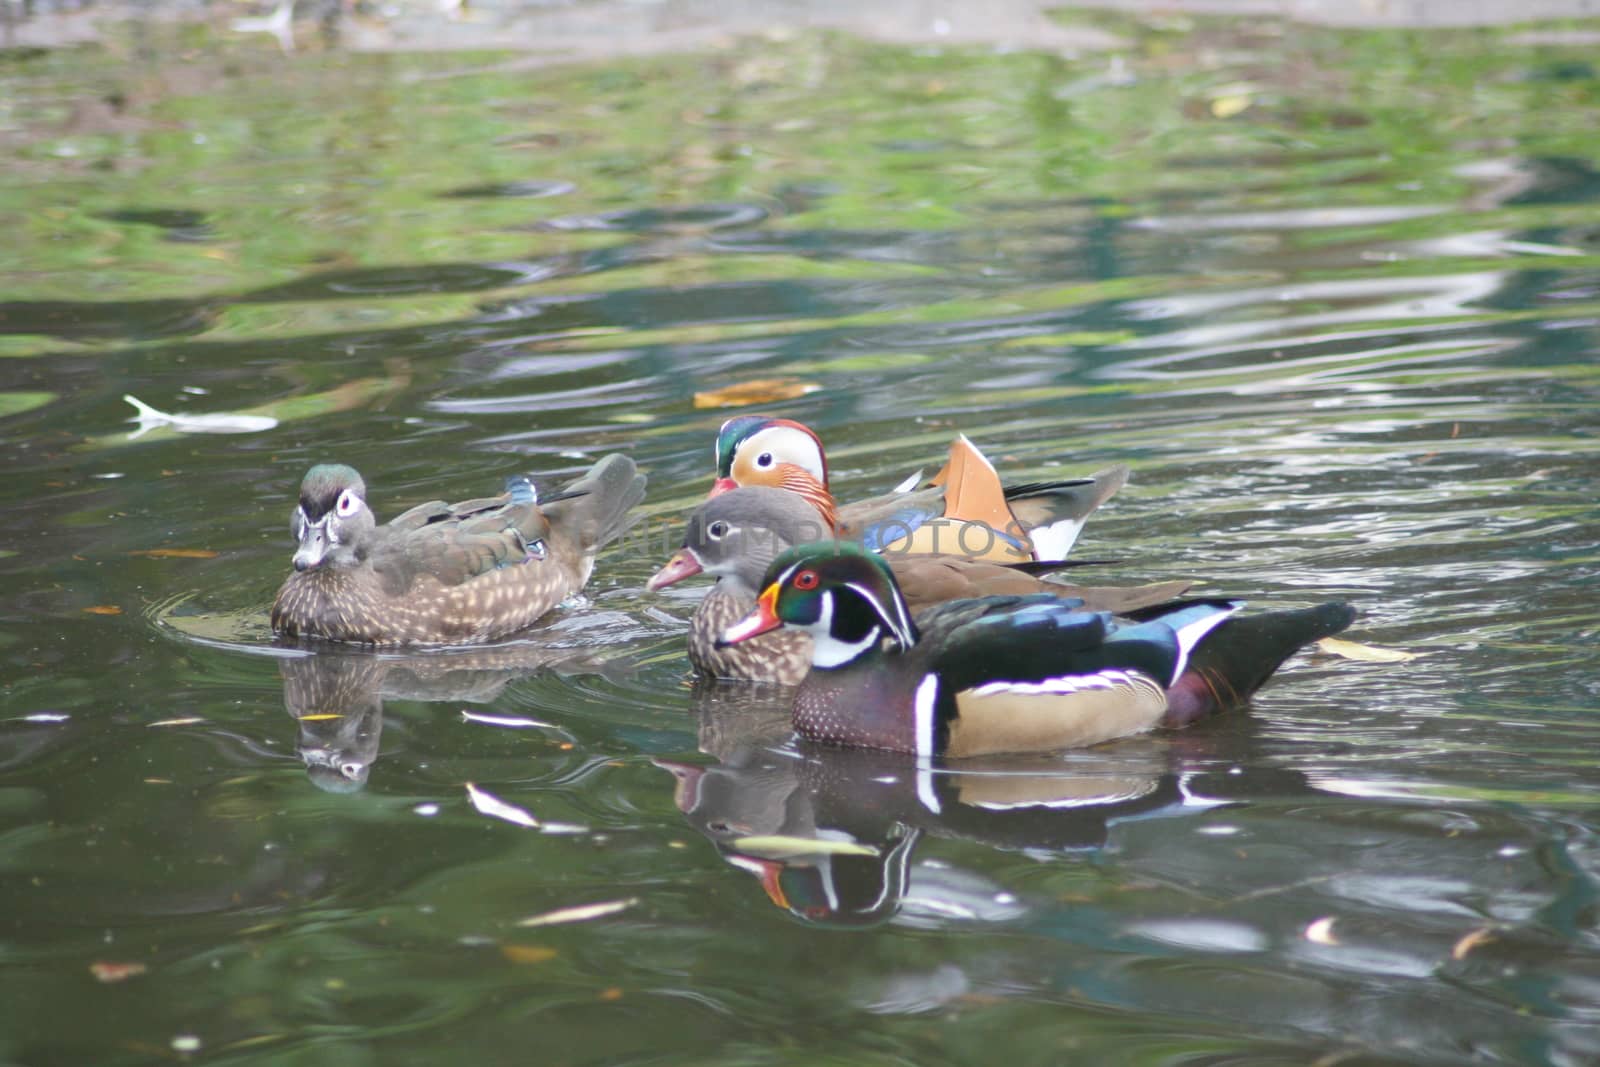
[706,520,729,541]
[755,452,774,468]
[335,489,362,518]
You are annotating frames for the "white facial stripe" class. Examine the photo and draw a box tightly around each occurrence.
[842,581,914,647]
[743,426,825,482]
[806,590,880,668]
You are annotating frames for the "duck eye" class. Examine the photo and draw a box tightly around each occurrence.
[706,521,729,541]
[335,489,362,518]
[792,570,819,590]
[755,452,775,468]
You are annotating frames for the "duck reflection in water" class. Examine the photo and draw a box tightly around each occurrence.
[662,683,1309,927]
[278,640,622,791]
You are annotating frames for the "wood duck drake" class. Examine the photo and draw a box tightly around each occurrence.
[716,542,1355,757]
[271,454,646,645]
[709,414,1128,564]
[647,487,1193,686]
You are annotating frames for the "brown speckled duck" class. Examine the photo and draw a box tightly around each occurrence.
[271,454,645,645]
[646,487,1192,685]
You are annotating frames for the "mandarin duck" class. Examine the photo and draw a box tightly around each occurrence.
[716,542,1355,757]
[647,487,1193,685]
[271,454,646,645]
[710,415,1127,564]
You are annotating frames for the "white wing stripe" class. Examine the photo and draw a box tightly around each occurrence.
[913,674,940,762]
[1169,604,1241,684]
[966,669,1152,697]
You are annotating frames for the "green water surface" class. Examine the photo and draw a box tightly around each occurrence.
[2,10,1599,1065]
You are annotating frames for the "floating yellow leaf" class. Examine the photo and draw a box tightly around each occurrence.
[730,835,879,858]
[148,717,204,727]
[1316,637,1419,663]
[500,945,559,965]
[1211,94,1253,119]
[1451,927,1496,961]
[295,713,343,722]
[84,605,122,615]
[129,548,220,559]
[1304,916,1339,946]
[692,377,820,409]
[516,898,638,928]
[90,960,148,983]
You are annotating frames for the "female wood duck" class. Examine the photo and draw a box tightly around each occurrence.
[716,541,1356,757]
[271,454,646,645]
[647,487,1193,686]
[709,414,1128,564]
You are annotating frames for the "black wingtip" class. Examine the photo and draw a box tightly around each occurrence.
[1157,599,1358,729]
[1004,558,1122,575]
[537,486,592,505]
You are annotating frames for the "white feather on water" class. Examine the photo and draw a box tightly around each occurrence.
[124,395,278,438]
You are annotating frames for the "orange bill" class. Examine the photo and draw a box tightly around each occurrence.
[717,583,782,647]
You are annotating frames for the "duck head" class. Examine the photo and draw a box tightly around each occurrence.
[290,464,376,572]
[717,541,918,668]
[711,416,830,497]
[647,487,834,597]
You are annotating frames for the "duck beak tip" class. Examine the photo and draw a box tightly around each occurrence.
[717,584,781,647]
[646,550,702,592]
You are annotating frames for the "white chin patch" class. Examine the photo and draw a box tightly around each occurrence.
[806,591,881,668]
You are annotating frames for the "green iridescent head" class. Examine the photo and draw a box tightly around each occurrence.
[714,415,773,479]
[712,415,829,490]
[742,541,917,663]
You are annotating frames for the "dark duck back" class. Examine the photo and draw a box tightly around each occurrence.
[648,487,1191,685]
[718,542,1355,758]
